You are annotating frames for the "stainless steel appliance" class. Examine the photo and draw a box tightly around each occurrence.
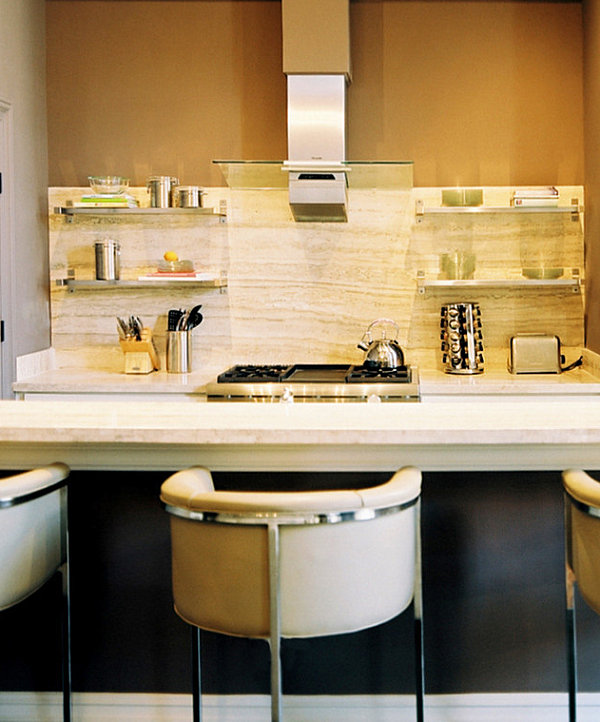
[508,333,561,374]
[206,363,419,403]
[357,318,405,368]
[95,239,120,280]
[440,302,484,375]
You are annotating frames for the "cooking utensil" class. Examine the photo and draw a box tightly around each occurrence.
[128,315,143,340]
[117,316,132,338]
[357,318,405,368]
[168,309,184,332]
[185,304,203,331]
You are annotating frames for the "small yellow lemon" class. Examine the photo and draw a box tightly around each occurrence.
[164,251,179,262]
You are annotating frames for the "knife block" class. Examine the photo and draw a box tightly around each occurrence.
[119,328,161,374]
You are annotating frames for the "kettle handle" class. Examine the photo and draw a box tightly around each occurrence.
[367,318,400,340]
[357,330,372,352]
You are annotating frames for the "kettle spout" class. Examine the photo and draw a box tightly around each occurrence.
[357,331,371,352]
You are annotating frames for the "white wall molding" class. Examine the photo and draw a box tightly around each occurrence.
[0,692,599,722]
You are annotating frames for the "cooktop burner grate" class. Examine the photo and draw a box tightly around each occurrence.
[347,365,410,382]
[217,364,412,384]
[217,365,292,383]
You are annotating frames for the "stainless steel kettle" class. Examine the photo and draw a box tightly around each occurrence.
[357,318,405,368]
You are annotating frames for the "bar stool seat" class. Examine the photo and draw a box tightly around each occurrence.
[161,465,424,722]
[0,463,71,721]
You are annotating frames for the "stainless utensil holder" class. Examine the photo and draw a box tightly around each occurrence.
[440,302,484,374]
[166,331,192,373]
[95,240,120,280]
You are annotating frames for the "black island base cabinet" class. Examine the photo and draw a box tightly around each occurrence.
[1,470,599,699]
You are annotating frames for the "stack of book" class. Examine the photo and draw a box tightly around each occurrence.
[70,194,139,208]
[511,187,559,207]
[137,271,215,281]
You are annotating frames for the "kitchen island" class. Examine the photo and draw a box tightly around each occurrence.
[1,396,600,471]
[2,395,599,716]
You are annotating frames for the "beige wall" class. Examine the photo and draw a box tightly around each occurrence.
[46,1,287,188]
[0,0,51,396]
[46,0,583,188]
[584,0,600,351]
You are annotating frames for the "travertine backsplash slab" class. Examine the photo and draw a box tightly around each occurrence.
[48,186,584,372]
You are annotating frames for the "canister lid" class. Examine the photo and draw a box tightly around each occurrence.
[174,185,203,193]
[95,239,120,248]
[147,176,179,183]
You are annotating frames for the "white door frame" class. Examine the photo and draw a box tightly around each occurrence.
[0,97,15,399]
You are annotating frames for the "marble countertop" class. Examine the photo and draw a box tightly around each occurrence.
[12,363,600,397]
[419,366,600,395]
[1,397,600,472]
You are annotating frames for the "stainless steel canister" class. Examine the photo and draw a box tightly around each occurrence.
[440,302,484,374]
[95,240,120,280]
[166,331,192,373]
[173,185,203,208]
[147,176,179,208]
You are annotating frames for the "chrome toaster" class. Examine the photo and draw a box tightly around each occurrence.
[508,333,562,374]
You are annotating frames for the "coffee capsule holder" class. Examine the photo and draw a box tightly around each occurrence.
[119,327,161,374]
[440,302,484,374]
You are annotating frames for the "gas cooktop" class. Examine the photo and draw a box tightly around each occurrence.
[206,364,419,402]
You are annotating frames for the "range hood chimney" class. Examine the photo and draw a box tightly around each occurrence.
[282,0,351,222]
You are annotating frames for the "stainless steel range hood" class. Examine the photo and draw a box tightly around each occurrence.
[282,0,349,221]
[285,74,348,222]
[213,0,413,220]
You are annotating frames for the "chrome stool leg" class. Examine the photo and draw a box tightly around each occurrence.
[60,561,72,722]
[268,522,282,722]
[192,627,202,722]
[565,493,577,722]
[414,498,425,722]
[60,485,72,722]
[566,590,577,722]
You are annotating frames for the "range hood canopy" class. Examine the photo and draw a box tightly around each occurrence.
[213,159,413,191]
[213,0,413,221]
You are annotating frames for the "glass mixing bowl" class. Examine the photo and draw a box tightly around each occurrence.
[88,176,129,195]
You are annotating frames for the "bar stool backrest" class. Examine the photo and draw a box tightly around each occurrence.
[161,466,422,639]
[0,463,70,611]
[0,463,71,722]
[563,470,600,615]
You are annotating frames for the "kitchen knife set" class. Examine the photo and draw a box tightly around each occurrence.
[116,315,144,341]
[115,305,203,375]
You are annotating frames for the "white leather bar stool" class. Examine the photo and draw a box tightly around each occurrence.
[0,463,71,721]
[562,469,600,722]
[161,466,424,722]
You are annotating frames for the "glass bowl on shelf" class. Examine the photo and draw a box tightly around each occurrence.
[88,176,130,195]
[157,259,194,273]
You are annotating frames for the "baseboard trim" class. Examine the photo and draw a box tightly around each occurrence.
[0,691,599,721]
